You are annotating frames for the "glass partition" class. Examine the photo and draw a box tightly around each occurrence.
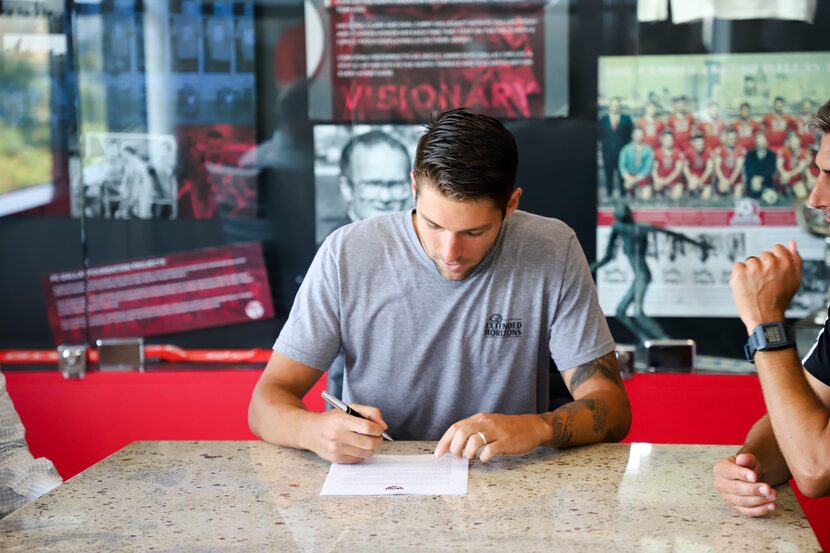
[1,0,829,370]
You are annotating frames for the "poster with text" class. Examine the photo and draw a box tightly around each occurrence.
[305,0,568,122]
[596,52,830,318]
[42,242,274,344]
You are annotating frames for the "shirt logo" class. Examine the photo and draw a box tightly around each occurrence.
[484,313,523,338]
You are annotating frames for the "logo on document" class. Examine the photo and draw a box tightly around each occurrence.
[385,485,404,491]
[484,313,522,338]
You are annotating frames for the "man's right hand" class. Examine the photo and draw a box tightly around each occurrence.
[713,453,777,516]
[302,403,388,464]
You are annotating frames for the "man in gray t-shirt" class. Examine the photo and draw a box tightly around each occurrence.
[249,109,631,464]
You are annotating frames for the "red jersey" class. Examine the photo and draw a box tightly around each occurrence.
[654,147,685,185]
[667,113,695,149]
[732,118,760,151]
[715,145,746,185]
[636,116,664,149]
[697,119,726,149]
[795,115,817,148]
[762,112,796,151]
[779,146,811,185]
[685,147,712,183]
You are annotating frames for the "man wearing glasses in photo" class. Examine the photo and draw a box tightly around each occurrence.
[338,130,414,224]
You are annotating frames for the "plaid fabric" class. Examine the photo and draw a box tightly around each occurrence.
[0,370,62,518]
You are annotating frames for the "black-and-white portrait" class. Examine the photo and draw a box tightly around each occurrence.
[313,125,421,244]
[74,132,178,219]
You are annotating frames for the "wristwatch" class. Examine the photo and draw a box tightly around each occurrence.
[744,322,795,363]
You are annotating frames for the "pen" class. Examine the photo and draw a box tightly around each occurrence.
[321,390,394,441]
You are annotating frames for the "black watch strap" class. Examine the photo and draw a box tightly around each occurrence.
[744,322,795,363]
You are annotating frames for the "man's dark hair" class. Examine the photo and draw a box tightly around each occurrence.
[810,97,830,134]
[412,108,517,212]
[339,130,410,182]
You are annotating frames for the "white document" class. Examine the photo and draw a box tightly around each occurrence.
[320,454,469,496]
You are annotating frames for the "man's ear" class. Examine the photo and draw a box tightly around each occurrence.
[339,175,354,204]
[410,171,418,200]
[505,187,523,219]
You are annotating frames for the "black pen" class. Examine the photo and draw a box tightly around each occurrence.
[321,391,394,441]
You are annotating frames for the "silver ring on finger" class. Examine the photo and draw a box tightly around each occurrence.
[476,431,487,447]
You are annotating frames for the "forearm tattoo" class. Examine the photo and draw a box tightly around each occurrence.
[541,399,610,448]
[543,405,575,448]
[568,350,623,395]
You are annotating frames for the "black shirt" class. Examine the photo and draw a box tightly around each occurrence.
[803,309,830,388]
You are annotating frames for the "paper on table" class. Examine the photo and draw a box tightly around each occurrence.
[319,454,469,496]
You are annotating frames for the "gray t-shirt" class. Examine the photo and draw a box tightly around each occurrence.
[275,210,615,440]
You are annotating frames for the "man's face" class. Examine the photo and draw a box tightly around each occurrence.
[660,133,674,149]
[342,142,411,221]
[786,132,801,151]
[692,137,705,152]
[774,99,785,114]
[802,100,814,115]
[645,103,657,117]
[609,99,621,115]
[755,134,768,150]
[631,128,644,144]
[740,105,751,118]
[412,182,520,281]
[807,134,830,228]
[726,131,738,147]
[707,103,719,119]
[675,99,687,113]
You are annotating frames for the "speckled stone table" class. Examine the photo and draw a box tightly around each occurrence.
[0,441,820,552]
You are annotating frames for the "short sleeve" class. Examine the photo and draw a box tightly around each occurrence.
[802,314,830,388]
[273,236,343,372]
[548,232,616,371]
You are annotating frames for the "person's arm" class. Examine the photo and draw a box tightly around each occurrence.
[665,157,684,185]
[652,162,663,190]
[714,151,727,183]
[543,351,632,447]
[776,154,790,182]
[590,227,619,272]
[248,351,388,464]
[731,241,830,497]
[0,372,62,517]
[618,148,634,187]
[433,350,631,462]
[641,147,654,182]
[713,414,788,517]
[700,157,714,185]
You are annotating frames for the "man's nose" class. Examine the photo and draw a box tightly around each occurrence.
[442,234,462,261]
[808,172,830,210]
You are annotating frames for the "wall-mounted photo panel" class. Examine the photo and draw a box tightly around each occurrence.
[595,52,830,323]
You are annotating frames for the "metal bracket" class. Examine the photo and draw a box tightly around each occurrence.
[57,345,87,379]
[615,344,635,380]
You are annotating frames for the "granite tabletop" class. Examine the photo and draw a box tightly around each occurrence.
[0,441,821,552]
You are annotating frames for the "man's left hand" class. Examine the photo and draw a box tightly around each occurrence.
[730,241,802,333]
[434,413,550,462]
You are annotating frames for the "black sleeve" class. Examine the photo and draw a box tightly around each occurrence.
[802,313,830,388]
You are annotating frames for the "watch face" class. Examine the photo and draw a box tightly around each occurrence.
[763,325,786,344]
